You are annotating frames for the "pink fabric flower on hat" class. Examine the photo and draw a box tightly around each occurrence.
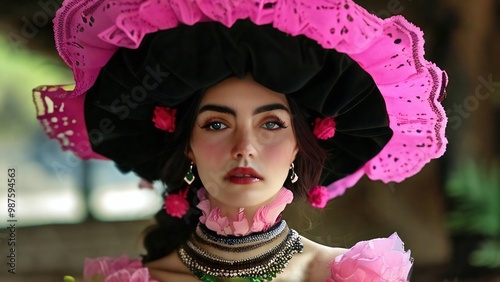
[308,186,329,208]
[313,117,336,140]
[327,233,413,282]
[152,106,176,132]
[164,187,189,218]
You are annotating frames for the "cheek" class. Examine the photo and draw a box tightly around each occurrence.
[261,140,296,166]
[191,140,223,191]
[191,139,224,164]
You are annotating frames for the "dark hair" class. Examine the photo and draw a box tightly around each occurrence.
[141,91,204,263]
[141,88,327,263]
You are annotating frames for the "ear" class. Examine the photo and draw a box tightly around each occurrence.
[185,146,195,164]
[291,145,299,163]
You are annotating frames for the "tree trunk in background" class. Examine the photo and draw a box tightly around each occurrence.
[441,0,498,165]
[439,0,500,279]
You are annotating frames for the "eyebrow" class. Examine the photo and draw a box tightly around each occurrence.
[198,103,290,116]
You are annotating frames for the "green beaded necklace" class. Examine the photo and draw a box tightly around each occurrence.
[200,274,275,282]
[178,227,303,282]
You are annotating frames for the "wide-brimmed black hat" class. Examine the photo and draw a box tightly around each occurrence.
[33,0,447,205]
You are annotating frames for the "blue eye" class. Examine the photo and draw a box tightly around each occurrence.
[207,122,227,131]
[261,121,286,130]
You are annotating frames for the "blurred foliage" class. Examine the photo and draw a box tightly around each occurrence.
[0,33,71,141]
[446,160,500,268]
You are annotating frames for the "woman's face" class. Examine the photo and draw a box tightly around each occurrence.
[188,76,298,209]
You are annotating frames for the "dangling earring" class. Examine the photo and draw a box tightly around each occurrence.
[184,162,195,185]
[164,162,193,219]
[290,163,299,183]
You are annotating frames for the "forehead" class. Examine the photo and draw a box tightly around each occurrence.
[200,76,289,108]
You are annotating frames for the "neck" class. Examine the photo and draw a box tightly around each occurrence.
[196,187,293,236]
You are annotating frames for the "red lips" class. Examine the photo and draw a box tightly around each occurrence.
[225,167,263,184]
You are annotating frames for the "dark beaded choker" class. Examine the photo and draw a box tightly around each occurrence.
[178,221,303,282]
[194,220,287,252]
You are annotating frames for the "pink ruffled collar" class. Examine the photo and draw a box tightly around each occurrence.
[196,187,293,236]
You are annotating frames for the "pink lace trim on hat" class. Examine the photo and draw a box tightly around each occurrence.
[33,84,106,160]
[42,0,448,203]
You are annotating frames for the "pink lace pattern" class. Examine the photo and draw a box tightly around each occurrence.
[196,187,293,236]
[35,0,448,202]
[33,85,106,160]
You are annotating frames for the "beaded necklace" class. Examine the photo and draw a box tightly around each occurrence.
[178,221,303,282]
[193,220,287,252]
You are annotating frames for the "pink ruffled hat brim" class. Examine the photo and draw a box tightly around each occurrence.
[34,0,447,201]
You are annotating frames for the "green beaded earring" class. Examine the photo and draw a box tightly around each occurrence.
[184,162,195,185]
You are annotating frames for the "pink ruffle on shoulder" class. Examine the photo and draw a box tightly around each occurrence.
[83,255,158,282]
[197,187,293,236]
[35,0,447,198]
[327,233,413,282]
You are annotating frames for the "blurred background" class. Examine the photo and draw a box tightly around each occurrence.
[0,0,499,281]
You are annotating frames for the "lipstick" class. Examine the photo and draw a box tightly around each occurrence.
[225,167,263,184]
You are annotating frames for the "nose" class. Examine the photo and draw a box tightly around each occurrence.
[231,130,257,159]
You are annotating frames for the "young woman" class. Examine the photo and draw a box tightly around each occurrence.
[34,0,448,281]
[143,75,346,281]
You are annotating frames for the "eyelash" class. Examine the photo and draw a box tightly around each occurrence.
[262,118,287,131]
[200,117,288,131]
[201,120,227,131]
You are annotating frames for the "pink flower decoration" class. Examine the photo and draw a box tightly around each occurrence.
[308,186,329,208]
[83,255,158,282]
[327,233,413,282]
[313,117,336,140]
[164,187,189,218]
[152,106,176,132]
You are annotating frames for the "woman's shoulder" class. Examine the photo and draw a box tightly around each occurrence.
[143,251,199,282]
[299,235,348,282]
[308,232,413,282]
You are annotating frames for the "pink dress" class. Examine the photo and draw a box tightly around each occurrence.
[83,233,412,282]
